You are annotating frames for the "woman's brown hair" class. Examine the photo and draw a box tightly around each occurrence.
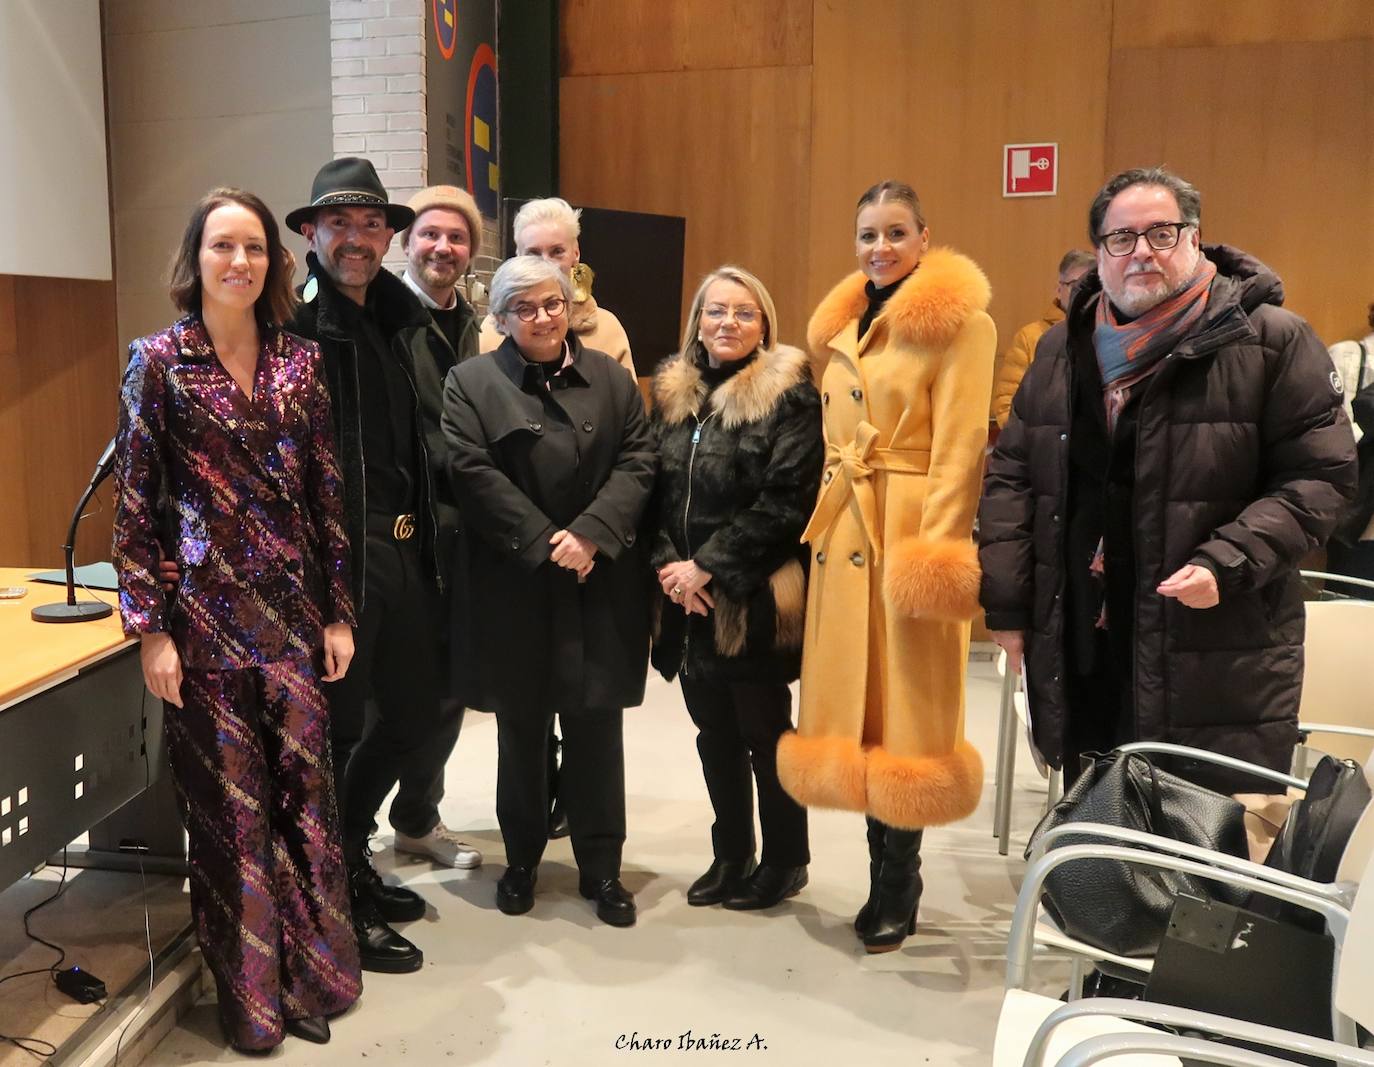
[855,180,927,231]
[168,187,297,329]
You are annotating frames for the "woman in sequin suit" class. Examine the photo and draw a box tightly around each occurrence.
[113,189,362,1052]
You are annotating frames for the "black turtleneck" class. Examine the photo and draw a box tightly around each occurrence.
[858,273,913,340]
[699,348,756,400]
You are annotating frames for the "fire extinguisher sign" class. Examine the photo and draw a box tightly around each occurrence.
[1003,143,1058,198]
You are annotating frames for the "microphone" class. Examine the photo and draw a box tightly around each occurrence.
[32,437,118,623]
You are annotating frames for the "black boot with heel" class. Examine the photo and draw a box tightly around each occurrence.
[853,817,886,936]
[862,827,923,954]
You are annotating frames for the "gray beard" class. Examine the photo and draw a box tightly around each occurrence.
[1103,249,1200,317]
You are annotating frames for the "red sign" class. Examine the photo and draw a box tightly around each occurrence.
[1003,142,1057,198]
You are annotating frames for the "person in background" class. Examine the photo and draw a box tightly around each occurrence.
[480,196,638,837]
[385,183,486,870]
[778,181,996,955]
[990,249,1095,429]
[443,256,656,926]
[979,166,1357,792]
[648,266,823,910]
[1327,303,1374,596]
[114,188,359,1051]
[480,196,635,379]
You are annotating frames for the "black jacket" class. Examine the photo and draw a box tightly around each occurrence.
[979,245,1357,780]
[291,254,456,603]
[648,344,823,684]
[441,334,657,714]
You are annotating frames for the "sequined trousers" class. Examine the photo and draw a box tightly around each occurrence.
[165,660,362,1051]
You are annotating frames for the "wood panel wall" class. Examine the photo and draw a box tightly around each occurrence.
[559,0,1374,367]
[0,276,120,569]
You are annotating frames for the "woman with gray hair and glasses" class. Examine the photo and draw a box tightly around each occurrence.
[440,256,657,926]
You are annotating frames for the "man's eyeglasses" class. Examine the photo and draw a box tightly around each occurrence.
[702,304,760,325]
[511,297,568,322]
[1098,222,1190,258]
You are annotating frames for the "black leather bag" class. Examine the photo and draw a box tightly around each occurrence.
[1026,751,1251,958]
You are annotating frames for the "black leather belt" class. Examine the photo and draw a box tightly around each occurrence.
[366,512,417,541]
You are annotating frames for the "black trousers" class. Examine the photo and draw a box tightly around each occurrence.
[496,705,624,879]
[1063,627,1135,788]
[679,676,809,867]
[324,533,442,849]
[387,696,465,837]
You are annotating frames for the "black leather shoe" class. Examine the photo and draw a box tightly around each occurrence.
[722,864,808,910]
[351,890,424,973]
[548,799,570,840]
[496,865,537,915]
[350,848,426,923]
[686,857,756,907]
[578,876,636,927]
[286,1016,330,1044]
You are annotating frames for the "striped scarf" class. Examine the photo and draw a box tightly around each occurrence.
[1093,257,1217,431]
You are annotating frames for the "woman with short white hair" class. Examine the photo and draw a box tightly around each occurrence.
[442,256,657,926]
[479,196,636,381]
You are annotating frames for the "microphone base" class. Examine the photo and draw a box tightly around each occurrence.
[31,601,114,624]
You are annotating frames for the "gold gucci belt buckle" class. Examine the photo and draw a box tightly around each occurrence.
[392,513,416,541]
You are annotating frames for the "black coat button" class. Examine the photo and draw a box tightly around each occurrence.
[510,537,521,550]
[528,420,542,432]
[582,420,593,432]
[816,552,826,564]
[624,531,636,545]
[851,388,863,401]
[822,392,829,405]
[824,470,834,483]
[850,552,865,566]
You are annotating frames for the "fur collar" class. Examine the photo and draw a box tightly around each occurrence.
[653,344,809,430]
[806,247,991,354]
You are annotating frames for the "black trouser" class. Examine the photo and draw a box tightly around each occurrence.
[496,705,624,879]
[1063,626,1135,788]
[387,696,465,838]
[679,677,809,868]
[324,531,442,850]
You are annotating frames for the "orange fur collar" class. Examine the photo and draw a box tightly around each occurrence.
[806,247,992,354]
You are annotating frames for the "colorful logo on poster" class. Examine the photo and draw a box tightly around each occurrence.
[465,43,498,216]
[433,0,458,60]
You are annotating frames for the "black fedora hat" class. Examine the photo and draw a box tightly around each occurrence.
[285,157,415,234]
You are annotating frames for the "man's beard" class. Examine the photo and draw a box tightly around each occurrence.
[1103,249,1199,317]
[418,256,461,290]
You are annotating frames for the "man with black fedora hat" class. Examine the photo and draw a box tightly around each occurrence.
[285,156,456,975]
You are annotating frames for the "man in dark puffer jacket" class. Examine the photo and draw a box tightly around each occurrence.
[978,166,1356,792]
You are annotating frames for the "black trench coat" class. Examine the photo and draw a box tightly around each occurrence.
[440,335,657,715]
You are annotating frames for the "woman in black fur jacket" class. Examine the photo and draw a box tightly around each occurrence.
[649,265,824,911]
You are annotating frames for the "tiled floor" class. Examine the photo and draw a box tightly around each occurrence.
[144,658,1063,1065]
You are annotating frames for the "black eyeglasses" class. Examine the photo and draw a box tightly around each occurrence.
[1098,222,1190,258]
[510,297,568,322]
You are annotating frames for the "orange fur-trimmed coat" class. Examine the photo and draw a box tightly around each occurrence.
[778,248,996,830]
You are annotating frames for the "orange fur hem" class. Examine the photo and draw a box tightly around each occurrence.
[865,742,984,829]
[777,732,867,812]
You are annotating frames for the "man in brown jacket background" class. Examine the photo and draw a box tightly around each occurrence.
[989,249,1095,431]
[978,166,1356,791]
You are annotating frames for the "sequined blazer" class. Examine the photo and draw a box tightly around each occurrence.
[114,316,355,671]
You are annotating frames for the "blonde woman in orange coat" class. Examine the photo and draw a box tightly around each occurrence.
[778,181,996,953]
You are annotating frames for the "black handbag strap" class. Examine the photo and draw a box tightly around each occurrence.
[1124,752,1168,830]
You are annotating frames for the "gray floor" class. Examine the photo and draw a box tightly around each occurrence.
[145,658,1061,1065]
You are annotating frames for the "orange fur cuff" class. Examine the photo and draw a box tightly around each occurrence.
[865,742,984,829]
[882,537,982,621]
[777,732,867,812]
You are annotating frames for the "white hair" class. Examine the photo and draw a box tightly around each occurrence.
[488,257,574,333]
[512,197,581,246]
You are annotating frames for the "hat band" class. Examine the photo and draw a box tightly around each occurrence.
[312,189,389,208]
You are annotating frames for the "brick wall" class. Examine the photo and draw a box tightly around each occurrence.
[329,0,426,271]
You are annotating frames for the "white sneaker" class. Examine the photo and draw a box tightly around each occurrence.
[394,823,483,869]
